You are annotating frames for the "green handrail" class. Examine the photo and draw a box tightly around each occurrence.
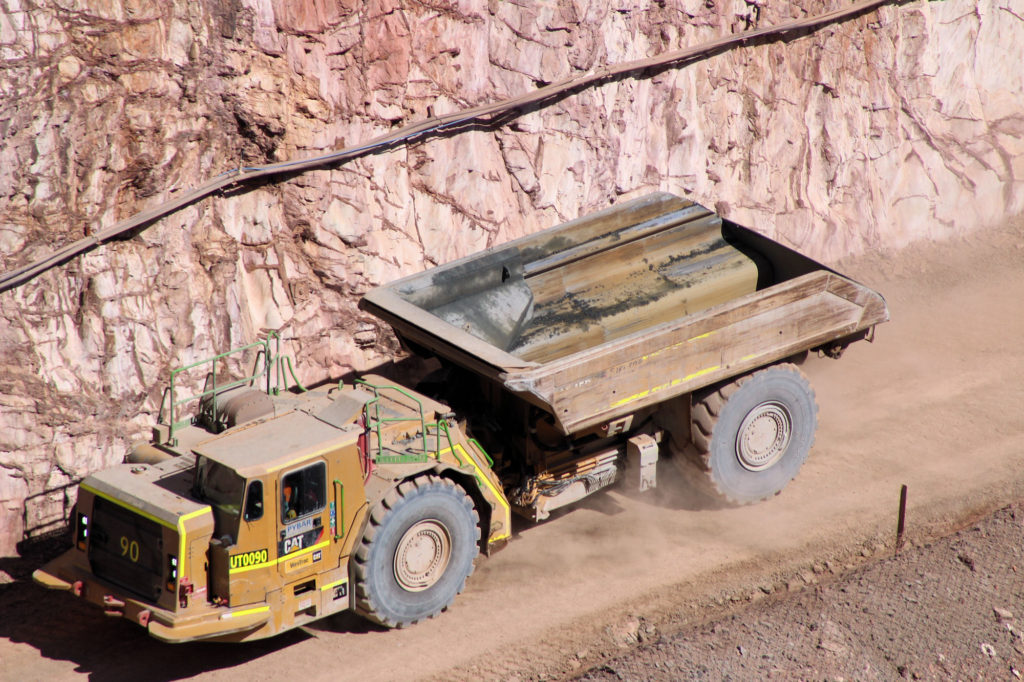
[355,379,459,466]
[332,479,345,540]
[436,419,463,466]
[157,332,305,445]
[355,380,428,464]
[468,438,494,467]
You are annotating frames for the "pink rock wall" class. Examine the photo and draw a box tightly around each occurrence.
[0,0,1021,555]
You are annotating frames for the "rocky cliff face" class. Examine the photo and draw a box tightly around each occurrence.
[0,0,1021,556]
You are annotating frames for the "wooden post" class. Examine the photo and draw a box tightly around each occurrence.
[895,484,908,555]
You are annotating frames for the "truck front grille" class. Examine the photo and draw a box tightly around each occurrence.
[88,497,166,602]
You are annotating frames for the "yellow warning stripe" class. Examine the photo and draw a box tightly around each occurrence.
[220,605,270,620]
[320,577,348,591]
[636,330,716,363]
[80,483,210,585]
[80,483,178,530]
[447,443,512,543]
[609,365,721,409]
[277,539,329,566]
[177,507,208,580]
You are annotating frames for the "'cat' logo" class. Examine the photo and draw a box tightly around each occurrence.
[282,535,305,554]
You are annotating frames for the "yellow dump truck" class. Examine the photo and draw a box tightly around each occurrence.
[34,193,888,642]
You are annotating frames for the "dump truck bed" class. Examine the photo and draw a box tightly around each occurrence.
[361,193,889,434]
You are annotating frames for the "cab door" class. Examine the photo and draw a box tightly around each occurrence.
[276,460,331,581]
[224,476,275,606]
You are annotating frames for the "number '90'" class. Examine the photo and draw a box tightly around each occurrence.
[120,536,140,562]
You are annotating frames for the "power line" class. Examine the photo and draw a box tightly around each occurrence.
[0,0,897,294]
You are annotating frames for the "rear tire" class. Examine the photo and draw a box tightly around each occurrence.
[353,476,480,628]
[675,363,818,505]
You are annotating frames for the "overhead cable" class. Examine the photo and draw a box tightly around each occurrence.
[0,0,897,294]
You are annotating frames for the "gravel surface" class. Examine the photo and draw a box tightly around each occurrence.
[578,504,1024,681]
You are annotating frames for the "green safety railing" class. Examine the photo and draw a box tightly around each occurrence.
[468,438,494,467]
[157,331,306,445]
[355,379,461,466]
[332,479,345,540]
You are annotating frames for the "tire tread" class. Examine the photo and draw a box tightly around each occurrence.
[353,474,479,628]
[676,363,816,505]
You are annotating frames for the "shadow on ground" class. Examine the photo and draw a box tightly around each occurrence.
[0,537,383,681]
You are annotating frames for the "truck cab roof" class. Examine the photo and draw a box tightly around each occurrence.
[191,386,371,478]
[82,454,207,529]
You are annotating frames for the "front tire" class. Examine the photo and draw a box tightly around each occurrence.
[352,476,480,628]
[677,363,818,505]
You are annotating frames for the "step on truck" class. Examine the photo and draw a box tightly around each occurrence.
[34,192,889,642]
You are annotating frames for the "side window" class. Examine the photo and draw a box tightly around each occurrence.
[244,480,263,522]
[280,462,326,523]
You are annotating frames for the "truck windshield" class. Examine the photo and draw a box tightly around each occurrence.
[193,456,245,542]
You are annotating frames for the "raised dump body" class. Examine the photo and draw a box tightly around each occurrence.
[361,192,889,435]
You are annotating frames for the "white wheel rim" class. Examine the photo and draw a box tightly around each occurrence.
[735,401,792,471]
[394,519,451,592]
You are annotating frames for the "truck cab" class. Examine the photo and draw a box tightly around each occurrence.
[193,404,366,630]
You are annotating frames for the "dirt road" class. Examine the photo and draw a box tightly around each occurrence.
[1,219,1022,681]
[579,503,1024,680]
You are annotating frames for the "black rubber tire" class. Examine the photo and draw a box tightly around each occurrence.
[676,363,818,505]
[352,476,480,628]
